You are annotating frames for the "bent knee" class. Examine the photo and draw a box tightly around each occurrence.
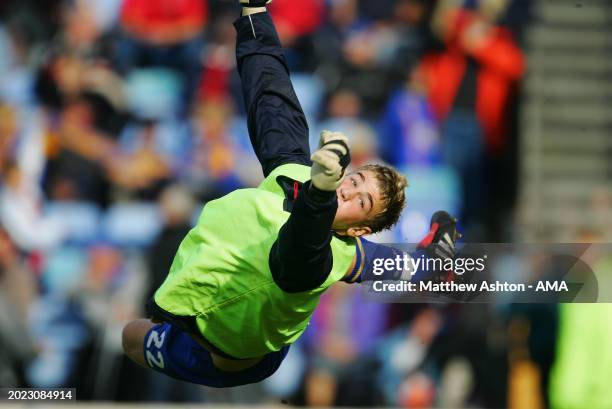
[122,319,155,367]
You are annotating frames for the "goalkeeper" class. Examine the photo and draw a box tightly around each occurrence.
[122,1,459,388]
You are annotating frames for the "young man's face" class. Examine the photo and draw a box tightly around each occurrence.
[332,170,384,237]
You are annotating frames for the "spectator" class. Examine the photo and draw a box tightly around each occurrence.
[376,307,442,406]
[1,159,65,251]
[34,0,121,112]
[142,185,208,402]
[181,99,261,201]
[108,118,174,200]
[313,0,435,115]
[116,0,209,114]
[197,13,238,103]
[311,0,372,106]
[145,185,195,302]
[357,0,396,21]
[269,0,325,46]
[379,65,442,168]
[43,94,118,207]
[0,227,38,387]
[33,2,128,207]
[314,89,381,168]
[303,284,388,406]
[384,0,439,89]
[417,6,524,238]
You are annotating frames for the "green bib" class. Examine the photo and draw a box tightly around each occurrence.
[154,164,356,358]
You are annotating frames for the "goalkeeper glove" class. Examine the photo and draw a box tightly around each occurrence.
[418,211,461,259]
[310,130,351,191]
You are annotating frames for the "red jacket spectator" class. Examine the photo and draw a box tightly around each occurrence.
[120,0,208,46]
[419,9,524,153]
[269,0,325,43]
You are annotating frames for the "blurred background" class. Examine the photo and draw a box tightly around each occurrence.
[0,0,611,407]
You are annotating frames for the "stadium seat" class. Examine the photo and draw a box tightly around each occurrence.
[101,202,162,247]
[45,201,102,245]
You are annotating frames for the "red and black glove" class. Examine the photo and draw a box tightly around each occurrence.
[417,211,461,260]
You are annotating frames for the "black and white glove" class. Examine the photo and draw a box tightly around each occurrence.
[239,0,272,7]
[310,130,351,191]
[417,211,461,259]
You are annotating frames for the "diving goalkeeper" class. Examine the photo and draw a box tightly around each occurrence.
[122,1,459,388]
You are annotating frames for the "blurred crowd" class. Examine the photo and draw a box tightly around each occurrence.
[3,0,604,408]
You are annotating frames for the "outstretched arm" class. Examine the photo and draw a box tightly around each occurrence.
[234,10,311,177]
[270,131,351,293]
[342,238,420,284]
[344,212,461,283]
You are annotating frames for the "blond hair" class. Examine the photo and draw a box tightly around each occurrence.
[358,164,408,233]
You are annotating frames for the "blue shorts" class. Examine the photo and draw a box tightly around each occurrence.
[143,323,290,388]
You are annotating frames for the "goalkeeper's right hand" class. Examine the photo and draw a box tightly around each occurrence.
[418,211,461,259]
[239,0,272,7]
[310,130,351,192]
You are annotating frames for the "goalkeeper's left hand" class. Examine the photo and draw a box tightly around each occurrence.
[417,211,461,259]
[310,130,351,191]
